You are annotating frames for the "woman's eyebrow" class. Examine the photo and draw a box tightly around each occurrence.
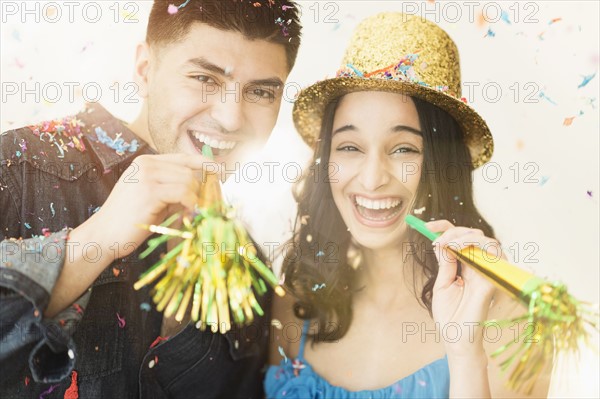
[333,124,423,136]
[332,125,357,136]
[391,125,422,136]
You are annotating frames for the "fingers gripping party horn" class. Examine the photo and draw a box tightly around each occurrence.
[405,214,599,393]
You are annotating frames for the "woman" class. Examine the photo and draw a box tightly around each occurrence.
[265,13,551,398]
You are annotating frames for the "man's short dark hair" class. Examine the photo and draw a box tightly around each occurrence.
[147,0,302,70]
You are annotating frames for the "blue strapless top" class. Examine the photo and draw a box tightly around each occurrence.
[264,321,450,398]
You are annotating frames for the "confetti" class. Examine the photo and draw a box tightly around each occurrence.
[50,202,55,217]
[278,346,288,363]
[485,28,495,38]
[417,379,427,387]
[112,267,121,277]
[271,319,283,329]
[149,336,169,349]
[95,127,139,155]
[148,359,156,368]
[587,191,593,198]
[73,303,84,314]
[38,384,59,399]
[500,10,511,24]
[64,370,79,399]
[168,0,191,14]
[312,283,326,291]
[24,223,31,229]
[29,116,86,158]
[538,91,557,105]
[140,302,152,312]
[24,376,30,386]
[292,358,305,376]
[548,17,562,25]
[563,116,576,126]
[578,73,596,89]
[414,206,426,215]
[539,176,550,186]
[116,313,126,328]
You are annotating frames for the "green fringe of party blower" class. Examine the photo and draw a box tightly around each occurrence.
[406,215,599,394]
[133,146,284,334]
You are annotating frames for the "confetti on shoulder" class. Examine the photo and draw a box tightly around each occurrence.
[95,127,139,155]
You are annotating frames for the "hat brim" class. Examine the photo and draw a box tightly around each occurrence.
[292,78,493,168]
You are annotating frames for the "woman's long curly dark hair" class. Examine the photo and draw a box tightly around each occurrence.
[281,94,496,342]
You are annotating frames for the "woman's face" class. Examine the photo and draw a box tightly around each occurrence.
[329,91,424,251]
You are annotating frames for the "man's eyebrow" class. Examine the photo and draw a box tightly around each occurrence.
[249,78,284,88]
[185,57,284,87]
[185,57,227,75]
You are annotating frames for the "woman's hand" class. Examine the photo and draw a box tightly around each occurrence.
[427,219,500,357]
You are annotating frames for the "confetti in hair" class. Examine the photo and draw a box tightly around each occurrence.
[168,0,191,15]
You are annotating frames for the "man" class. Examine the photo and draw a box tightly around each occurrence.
[0,1,301,397]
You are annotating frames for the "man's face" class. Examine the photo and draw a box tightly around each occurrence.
[141,23,289,169]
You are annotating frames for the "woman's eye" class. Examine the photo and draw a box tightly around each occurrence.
[392,147,419,155]
[337,145,360,152]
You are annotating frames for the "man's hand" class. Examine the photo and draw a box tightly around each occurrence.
[45,153,217,317]
[91,153,217,259]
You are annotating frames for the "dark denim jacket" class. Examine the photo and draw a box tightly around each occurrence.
[0,103,272,398]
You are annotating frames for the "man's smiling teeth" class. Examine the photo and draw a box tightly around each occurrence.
[191,131,236,150]
[354,195,401,210]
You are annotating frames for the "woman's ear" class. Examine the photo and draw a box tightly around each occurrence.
[132,42,151,99]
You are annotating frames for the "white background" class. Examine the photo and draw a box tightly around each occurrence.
[1,1,598,396]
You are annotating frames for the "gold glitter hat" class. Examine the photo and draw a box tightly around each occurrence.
[293,12,493,168]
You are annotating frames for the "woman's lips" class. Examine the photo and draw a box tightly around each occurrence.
[350,194,405,228]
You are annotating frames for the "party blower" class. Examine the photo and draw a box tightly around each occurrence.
[133,145,284,334]
[405,214,599,393]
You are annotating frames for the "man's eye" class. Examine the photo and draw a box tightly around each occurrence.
[193,75,217,84]
[249,87,275,100]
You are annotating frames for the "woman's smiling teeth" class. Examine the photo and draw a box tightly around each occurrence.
[353,195,404,222]
[355,195,401,210]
